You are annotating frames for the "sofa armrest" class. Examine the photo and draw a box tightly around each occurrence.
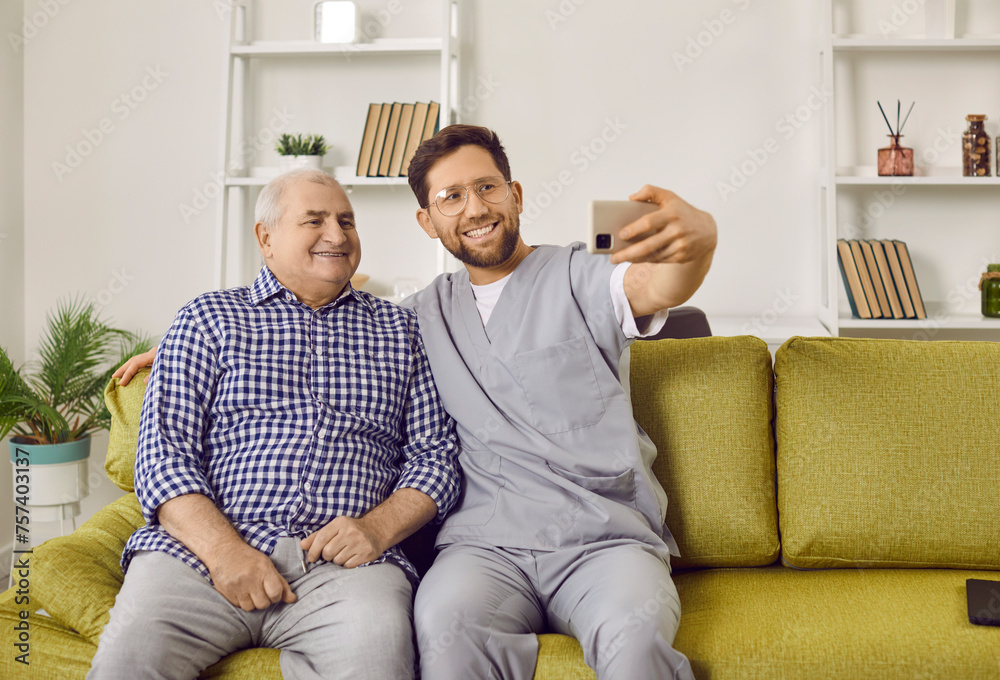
[28,493,144,644]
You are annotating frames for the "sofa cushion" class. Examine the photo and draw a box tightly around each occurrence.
[0,597,97,680]
[775,337,1000,569]
[631,336,779,569]
[672,566,1000,679]
[30,494,144,644]
[200,648,282,679]
[104,368,151,492]
[532,634,596,680]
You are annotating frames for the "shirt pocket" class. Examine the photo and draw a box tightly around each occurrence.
[514,337,606,435]
[331,349,406,425]
[545,461,638,510]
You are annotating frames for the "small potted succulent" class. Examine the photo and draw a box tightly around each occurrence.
[275,133,330,170]
[1,299,149,517]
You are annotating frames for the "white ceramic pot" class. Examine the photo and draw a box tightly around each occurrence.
[279,155,324,171]
[9,436,90,518]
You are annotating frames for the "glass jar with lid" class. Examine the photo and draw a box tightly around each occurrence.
[963,115,991,177]
[982,264,1000,318]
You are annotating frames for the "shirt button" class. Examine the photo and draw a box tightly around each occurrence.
[303,482,312,491]
[315,347,322,356]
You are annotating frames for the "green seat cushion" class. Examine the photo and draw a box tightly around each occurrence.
[0,598,96,680]
[103,368,150,492]
[29,494,144,644]
[775,337,1000,569]
[200,648,282,679]
[631,337,779,569]
[672,566,1000,680]
[533,634,596,679]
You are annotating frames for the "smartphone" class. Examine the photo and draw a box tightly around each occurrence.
[587,200,659,255]
[967,579,1000,626]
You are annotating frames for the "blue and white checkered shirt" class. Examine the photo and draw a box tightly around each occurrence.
[122,266,461,583]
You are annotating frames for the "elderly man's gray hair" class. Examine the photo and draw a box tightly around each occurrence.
[255,169,342,229]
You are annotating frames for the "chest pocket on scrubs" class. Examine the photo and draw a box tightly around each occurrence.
[514,336,606,435]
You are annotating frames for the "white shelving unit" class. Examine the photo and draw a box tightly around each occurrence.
[819,1,1000,337]
[214,0,462,290]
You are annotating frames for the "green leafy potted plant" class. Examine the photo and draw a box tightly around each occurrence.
[1,298,150,519]
[275,133,330,170]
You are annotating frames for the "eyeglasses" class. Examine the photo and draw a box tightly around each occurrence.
[428,176,512,216]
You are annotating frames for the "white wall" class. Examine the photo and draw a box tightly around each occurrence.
[20,0,228,524]
[463,0,825,320]
[0,0,25,561]
[7,0,1000,528]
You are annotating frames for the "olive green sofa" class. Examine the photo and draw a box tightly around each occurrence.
[3,336,999,679]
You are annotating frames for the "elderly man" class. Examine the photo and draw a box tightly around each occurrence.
[89,169,460,680]
[402,125,715,680]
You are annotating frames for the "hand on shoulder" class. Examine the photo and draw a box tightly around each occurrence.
[112,346,158,386]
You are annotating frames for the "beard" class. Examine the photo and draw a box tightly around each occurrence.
[444,211,521,269]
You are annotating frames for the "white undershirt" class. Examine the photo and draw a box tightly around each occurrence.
[469,262,669,339]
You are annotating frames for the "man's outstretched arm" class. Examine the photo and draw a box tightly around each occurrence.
[611,185,717,318]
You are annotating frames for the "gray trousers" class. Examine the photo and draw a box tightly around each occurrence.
[87,537,414,680]
[414,539,693,680]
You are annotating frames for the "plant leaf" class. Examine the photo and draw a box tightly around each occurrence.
[2,297,151,443]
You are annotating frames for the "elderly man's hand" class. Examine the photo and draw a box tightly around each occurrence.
[609,185,717,266]
[112,346,158,386]
[301,516,385,569]
[208,541,297,611]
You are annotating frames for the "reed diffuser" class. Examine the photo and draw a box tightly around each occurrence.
[877,100,914,177]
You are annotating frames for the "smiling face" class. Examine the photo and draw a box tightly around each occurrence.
[416,145,530,284]
[254,178,361,308]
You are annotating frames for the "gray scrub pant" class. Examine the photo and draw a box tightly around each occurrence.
[87,537,414,680]
[415,539,694,680]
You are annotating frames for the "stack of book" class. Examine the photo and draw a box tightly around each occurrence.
[837,239,927,320]
[356,102,441,178]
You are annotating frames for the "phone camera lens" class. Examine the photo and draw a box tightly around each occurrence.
[596,234,612,250]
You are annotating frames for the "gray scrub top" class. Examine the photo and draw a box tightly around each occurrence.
[403,243,679,560]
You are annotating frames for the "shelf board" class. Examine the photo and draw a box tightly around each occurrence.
[224,167,409,187]
[832,36,1000,51]
[839,304,1000,330]
[231,38,441,57]
[835,167,1000,186]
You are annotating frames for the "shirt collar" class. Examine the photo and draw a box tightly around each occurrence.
[247,266,374,313]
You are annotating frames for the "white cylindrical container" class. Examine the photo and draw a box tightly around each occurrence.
[925,0,957,39]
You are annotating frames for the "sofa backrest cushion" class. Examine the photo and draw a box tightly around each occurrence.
[775,336,1000,570]
[104,343,783,570]
[631,336,780,569]
[31,493,144,644]
[103,368,150,492]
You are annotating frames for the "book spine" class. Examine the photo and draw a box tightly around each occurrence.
[893,240,927,320]
[849,240,883,318]
[868,240,904,319]
[858,240,891,317]
[882,239,915,318]
[837,239,872,319]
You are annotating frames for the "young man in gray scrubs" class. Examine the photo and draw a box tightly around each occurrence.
[403,125,716,680]
[117,127,716,679]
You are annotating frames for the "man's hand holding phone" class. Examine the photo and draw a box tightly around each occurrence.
[588,185,716,267]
